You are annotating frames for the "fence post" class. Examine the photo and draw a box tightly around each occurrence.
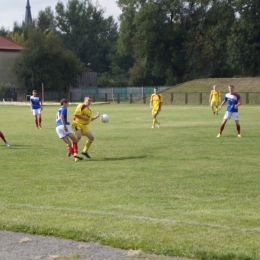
[143,93,146,104]
[246,93,249,104]
[185,93,188,104]
[105,93,107,102]
[171,93,173,104]
[92,93,95,102]
[199,93,202,104]
[130,93,133,103]
[117,93,120,103]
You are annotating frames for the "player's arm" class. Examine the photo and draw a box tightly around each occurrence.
[91,111,100,121]
[209,92,212,102]
[30,101,33,112]
[234,98,242,109]
[60,113,68,131]
[218,99,226,110]
[159,101,162,111]
[74,114,90,121]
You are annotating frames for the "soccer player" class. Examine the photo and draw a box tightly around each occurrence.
[150,87,163,128]
[30,90,43,129]
[0,131,10,147]
[209,85,221,115]
[72,96,100,158]
[217,85,242,138]
[56,99,83,162]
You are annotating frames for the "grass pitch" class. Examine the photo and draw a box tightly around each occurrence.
[0,103,259,260]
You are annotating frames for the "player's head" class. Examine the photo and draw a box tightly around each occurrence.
[60,98,69,107]
[213,85,216,90]
[84,96,92,106]
[154,87,158,94]
[32,90,37,96]
[229,85,234,93]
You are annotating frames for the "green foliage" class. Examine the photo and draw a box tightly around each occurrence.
[0,83,14,98]
[12,30,84,91]
[0,26,9,36]
[55,0,119,73]
[36,6,56,33]
[6,31,26,46]
[228,0,260,76]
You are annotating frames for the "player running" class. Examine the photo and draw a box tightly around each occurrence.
[217,85,242,137]
[209,85,221,115]
[30,90,43,129]
[72,96,100,158]
[0,131,10,147]
[56,99,83,162]
[150,87,163,128]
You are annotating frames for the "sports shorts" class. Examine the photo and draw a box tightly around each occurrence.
[152,108,160,116]
[210,100,219,107]
[71,122,89,136]
[32,108,41,116]
[223,111,239,121]
[56,125,73,139]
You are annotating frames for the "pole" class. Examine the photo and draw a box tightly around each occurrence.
[42,83,44,102]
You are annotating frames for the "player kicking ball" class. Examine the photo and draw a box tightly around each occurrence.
[0,131,10,147]
[56,99,83,162]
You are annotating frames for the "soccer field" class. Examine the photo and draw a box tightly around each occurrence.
[0,104,259,260]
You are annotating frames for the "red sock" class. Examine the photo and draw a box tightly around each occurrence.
[39,117,42,126]
[35,119,38,127]
[236,124,240,134]
[73,141,78,155]
[0,131,7,142]
[67,145,74,155]
[220,123,225,134]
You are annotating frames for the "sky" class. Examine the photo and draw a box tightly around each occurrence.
[0,0,121,30]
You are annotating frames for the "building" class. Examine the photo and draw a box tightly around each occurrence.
[24,0,32,25]
[0,36,23,85]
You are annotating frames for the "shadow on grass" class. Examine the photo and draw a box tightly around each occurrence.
[86,155,147,161]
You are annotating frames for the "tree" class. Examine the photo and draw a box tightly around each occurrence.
[12,30,84,91]
[36,7,56,33]
[228,0,260,76]
[55,0,118,73]
[118,0,187,86]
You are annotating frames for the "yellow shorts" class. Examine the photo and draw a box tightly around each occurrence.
[71,122,89,136]
[210,101,219,107]
[152,109,160,115]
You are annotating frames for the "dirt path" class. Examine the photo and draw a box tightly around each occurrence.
[0,230,187,260]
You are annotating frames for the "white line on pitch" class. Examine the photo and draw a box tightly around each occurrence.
[1,202,259,233]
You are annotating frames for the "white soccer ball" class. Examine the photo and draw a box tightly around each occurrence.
[100,114,109,123]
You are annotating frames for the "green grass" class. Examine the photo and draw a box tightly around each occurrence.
[0,103,260,260]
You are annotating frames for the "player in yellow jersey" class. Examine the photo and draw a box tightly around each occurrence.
[150,87,163,128]
[209,85,221,115]
[72,96,100,159]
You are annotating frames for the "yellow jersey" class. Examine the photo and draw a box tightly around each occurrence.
[73,103,92,125]
[150,94,163,110]
[210,90,221,102]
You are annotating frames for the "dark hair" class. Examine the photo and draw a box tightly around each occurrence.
[60,98,68,105]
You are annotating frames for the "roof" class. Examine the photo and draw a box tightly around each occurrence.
[0,36,24,51]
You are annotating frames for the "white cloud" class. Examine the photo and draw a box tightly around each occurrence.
[0,0,120,30]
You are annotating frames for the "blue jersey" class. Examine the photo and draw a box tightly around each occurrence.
[30,95,42,109]
[56,107,69,127]
[224,93,241,112]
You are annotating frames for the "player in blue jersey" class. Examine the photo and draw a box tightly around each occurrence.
[56,99,83,162]
[30,90,43,129]
[217,85,242,137]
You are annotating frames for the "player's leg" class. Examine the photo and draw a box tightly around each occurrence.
[152,110,158,128]
[33,110,39,128]
[215,102,219,115]
[0,131,10,146]
[210,102,215,114]
[233,113,241,137]
[38,113,42,128]
[82,131,94,158]
[68,133,83,159]
[217,114,228,137]
[62,136,74,155]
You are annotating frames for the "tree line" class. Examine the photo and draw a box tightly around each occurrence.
[0,0,259,91]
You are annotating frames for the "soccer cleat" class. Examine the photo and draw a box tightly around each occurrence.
[5,142,10,147]
[67,152,71,157]
[75,158,80,162]
[151,126,154,129]
[157,123,160,128]
[217,134,221,138]
[82,151,91,158]
[238,134,242,137]
[39,125,42,129]
[74,154,83,160]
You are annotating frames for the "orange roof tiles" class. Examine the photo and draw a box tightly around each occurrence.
[0,36,23,51]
